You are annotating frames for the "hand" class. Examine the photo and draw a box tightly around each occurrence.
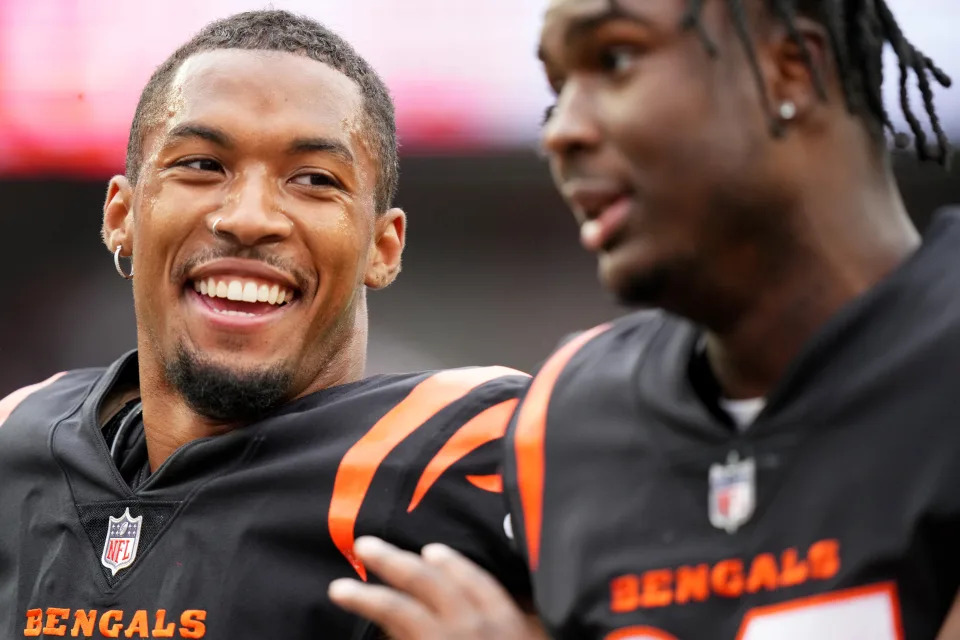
[328,536,547,640]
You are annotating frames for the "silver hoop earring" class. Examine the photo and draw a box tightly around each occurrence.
[211,217,223,237]
[114,245,133,280]
[779,101,797,121]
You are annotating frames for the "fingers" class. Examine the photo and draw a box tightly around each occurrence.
[350,536,464,616]
[420,542,518,613]
[328,577,438,640]
[331,537,545,640]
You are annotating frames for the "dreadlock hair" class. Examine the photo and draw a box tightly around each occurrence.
[611,0,953,166]
[126,10,399,213]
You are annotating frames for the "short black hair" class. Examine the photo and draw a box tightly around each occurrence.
[615,0,953,166]
[126,10,398,212]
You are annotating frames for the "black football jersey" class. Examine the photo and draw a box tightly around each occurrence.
[504,209,960,640]
[0,352,529,639]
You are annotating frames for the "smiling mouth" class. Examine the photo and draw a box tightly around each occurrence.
[188,276,298,318]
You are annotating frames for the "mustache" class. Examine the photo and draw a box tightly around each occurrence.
[172,245,313,293]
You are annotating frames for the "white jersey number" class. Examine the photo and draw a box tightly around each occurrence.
[605,583,903,640]
[737,583,903,640]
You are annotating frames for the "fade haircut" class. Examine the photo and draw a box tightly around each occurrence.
[125,10,399,212]
[613,0,952,166]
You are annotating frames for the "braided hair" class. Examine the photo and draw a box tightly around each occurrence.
[611,0,953,165]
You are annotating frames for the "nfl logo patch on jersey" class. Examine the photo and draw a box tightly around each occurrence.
[708,452,755,534]
[101,507,143,575]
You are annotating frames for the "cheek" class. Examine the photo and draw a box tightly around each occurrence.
[548,160,565,197]
[604,66,716,168]
[303,211,369,292]
[605,62,765,207]
[132,189,184,282]
[130,184,211,311]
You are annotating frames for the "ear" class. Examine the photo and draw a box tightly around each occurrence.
[364,208,406,289]
[766,15,834,122]
[102,175,135,256]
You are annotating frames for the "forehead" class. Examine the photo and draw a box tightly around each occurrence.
[540,0,683,49]
[161,49,365,145]
[544,0,611,21]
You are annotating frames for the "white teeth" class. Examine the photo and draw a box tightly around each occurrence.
[242,282,259,302]
[192,277,294,306]
[213,308,257,317]
[227,281,243,301]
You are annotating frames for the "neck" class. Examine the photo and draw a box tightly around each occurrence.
[701,162,918,399]
[135,297,369,471]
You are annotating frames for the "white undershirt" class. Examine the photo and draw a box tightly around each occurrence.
[694,335,766,431]
[719,397,766,432]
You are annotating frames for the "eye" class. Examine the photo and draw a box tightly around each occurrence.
[599,45,640,75]
[291,173,341,189]
[174,158,223,172]
[542,104,556,125]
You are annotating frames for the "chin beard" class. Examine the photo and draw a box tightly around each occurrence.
[609,262,672,308]
[165,345,293,422]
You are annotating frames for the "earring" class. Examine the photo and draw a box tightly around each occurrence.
[114,245,133,280]
[779,101,797,121]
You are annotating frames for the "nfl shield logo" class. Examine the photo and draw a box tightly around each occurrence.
[708,452,756,533]
[101,507,143,576]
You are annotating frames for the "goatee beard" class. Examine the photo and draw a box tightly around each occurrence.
[165,345,293,422]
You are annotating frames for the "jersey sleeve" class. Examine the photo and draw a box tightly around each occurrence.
[0,372,68,428]
[382,370,533,600]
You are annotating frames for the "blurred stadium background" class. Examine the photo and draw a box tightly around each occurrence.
[1,0,958,395]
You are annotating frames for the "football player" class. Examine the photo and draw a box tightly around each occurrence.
[0,10,532,639]
[329,0,960,638]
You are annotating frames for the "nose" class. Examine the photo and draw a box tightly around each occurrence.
[541,80,603,158]
[210,170,292,246]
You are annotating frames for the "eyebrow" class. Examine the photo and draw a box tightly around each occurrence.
[538,6,652,65]
[166,123,233,149]
[287,137,355,165]
[164,124,355,165]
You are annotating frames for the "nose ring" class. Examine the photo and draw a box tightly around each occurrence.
[211,217,223,237]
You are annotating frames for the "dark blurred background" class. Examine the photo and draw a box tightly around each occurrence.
[1,0,958,395]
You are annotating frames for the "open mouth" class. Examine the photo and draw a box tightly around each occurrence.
[188,277,299,318]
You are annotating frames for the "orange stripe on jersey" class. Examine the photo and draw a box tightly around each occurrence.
[466,473,503,493]
[0,372,66,429]
[407,398,519,512]
[605,626,679,640]
[514,325,611,570]
[329,367,526,580]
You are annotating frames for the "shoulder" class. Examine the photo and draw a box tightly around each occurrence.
[392,366,531,397]
[554,309,669,350]
[365,366,531,442]
[0,367,105,430]
[914,207,960,296]
[290,367,531,474]
[329,368,533,586]
[536,310,677,380]
[290,366,530,423]
[861,208,960,349]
